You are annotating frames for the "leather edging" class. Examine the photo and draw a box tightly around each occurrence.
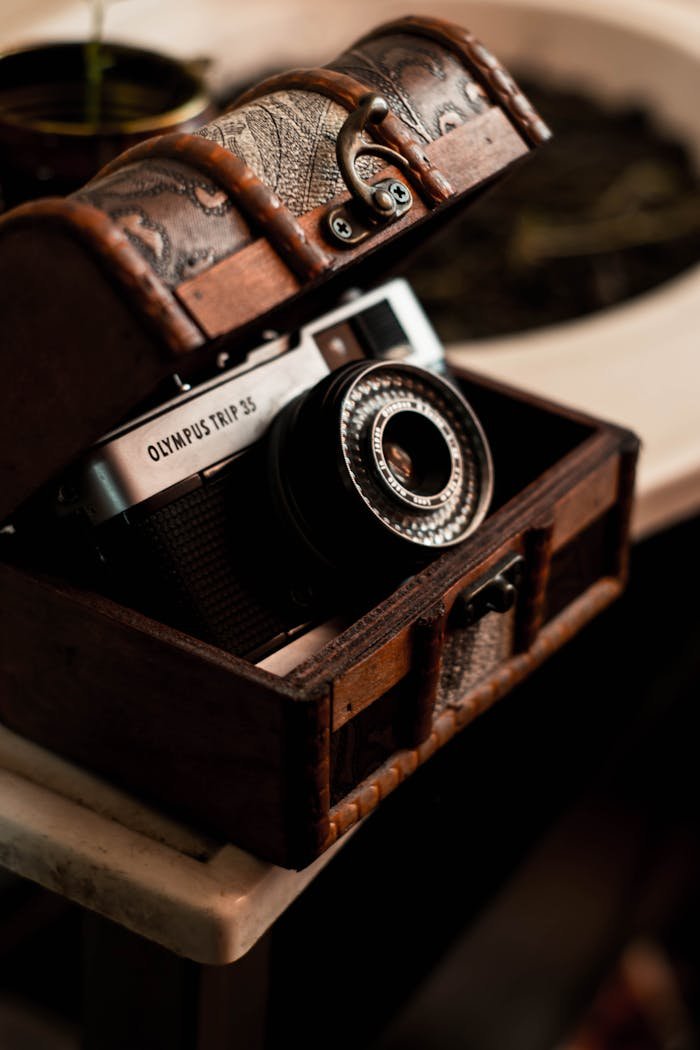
[0,197,203,356]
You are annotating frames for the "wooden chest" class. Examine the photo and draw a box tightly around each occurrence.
[0,16,638,867]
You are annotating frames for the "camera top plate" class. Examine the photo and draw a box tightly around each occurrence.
[57,280,446,526]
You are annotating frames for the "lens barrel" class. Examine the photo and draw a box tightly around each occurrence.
[266,360,493,572]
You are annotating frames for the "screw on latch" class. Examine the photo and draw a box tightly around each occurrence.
[331,215,354,241]
[325,93,416,248]
[326,175,413,248]
[388,180,411,206]
[334,93,414,221]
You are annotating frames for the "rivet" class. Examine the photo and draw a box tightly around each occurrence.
[492,68,516,94]
[472,44,498,69]
[512,94,534,117]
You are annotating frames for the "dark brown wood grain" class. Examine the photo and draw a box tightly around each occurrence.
[331,632,411,731]
[552,455,621,548]
[0,558,327,867]
[609,438,640,584]
[0,226,200,525]
[407,602,448,747]
[517,523,554,652]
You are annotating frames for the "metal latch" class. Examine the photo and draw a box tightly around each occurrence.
[449,555,525,629]
[325,93,413,248]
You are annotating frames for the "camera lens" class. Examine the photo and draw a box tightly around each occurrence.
[267,360,493,569]
[373,404,459,504]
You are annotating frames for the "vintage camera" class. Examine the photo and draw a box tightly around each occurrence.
[29,280,494,660]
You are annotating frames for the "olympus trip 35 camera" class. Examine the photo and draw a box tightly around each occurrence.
[30,280,494,661]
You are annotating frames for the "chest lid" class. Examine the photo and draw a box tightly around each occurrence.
[0,15,550,521]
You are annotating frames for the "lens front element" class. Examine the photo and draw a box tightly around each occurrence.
[338,363,492,549]
[372,402,462,509]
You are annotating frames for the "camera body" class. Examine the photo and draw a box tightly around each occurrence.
[35,280,493,660]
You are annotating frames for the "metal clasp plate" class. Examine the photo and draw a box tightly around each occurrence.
[325,93,413,249]
[450,555,526,629]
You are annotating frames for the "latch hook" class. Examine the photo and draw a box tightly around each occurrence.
[325,93,413,247]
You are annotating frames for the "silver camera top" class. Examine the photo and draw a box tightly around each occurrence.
[63,280,447,526]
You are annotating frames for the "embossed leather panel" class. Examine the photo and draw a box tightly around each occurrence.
[196,91,382,218]
[74,158,252,287]
[331,33,490,142]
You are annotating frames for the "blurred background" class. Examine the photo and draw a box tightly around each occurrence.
[0,1,698,1047]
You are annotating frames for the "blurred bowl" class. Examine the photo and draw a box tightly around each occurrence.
[0,40,214,205]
